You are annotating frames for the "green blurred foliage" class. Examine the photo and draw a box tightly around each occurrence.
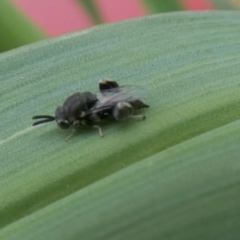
[211,0,238,10]
[77,0,103,24]
[1,0,240,52]
[143,0,183,13]
[0,0,45,52]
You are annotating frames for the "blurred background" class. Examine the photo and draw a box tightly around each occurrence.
[0,0,239,52]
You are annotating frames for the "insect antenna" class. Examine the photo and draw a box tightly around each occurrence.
[32,115,55,119]
[32,115,55,126]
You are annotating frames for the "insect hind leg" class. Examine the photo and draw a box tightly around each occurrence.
[129,115,146,120]
[113,101,146,121]
[113,102,133,121]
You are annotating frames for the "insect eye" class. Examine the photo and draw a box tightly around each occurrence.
[57,120,70,129]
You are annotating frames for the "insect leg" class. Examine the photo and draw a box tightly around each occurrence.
[81,120,104,137]
[64,120,80,141]
[93,125,104,137]
[129,115,146,120]
[112,102,134,120]
[113,102,146,121]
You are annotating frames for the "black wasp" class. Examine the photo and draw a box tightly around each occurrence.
[32,79,149,140]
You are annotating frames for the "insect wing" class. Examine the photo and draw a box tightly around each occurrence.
[91,85,147,113]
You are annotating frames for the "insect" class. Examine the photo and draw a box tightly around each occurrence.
[32,79,149,140]
[90,79,149,121]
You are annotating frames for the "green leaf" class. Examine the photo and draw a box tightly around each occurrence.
[1,120,240,239]
[1,11,240,239]
[211,0,239,10]
[0,0,45,52]
[143,0,182,13]
[76,0,103,24]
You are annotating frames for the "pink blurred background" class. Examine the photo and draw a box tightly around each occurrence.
[12,0,214,36]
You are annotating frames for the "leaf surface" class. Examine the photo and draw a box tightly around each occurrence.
[1,11,240,239]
